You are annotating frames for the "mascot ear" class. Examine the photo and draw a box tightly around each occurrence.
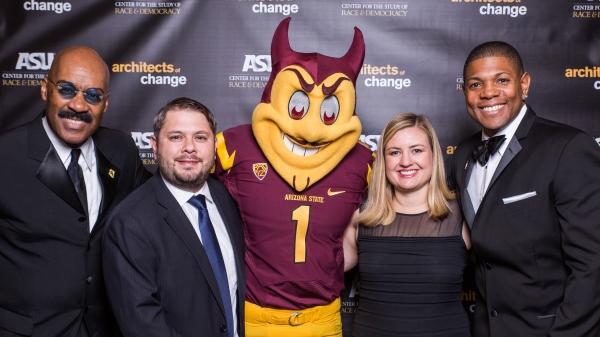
[271,17,293,68]
[340,27,366,80]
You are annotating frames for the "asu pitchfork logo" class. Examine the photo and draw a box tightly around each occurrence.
[253,163,268,180]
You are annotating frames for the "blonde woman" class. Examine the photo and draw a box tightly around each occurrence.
[344,113,471,336]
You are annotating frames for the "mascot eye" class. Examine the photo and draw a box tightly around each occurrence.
[320,95,339,125]
[288,91,309,120]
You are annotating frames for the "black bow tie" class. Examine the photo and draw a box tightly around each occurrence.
[472,135,506,166]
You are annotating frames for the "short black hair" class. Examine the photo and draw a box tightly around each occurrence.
[463,41,524,79]
[153,97,216,136]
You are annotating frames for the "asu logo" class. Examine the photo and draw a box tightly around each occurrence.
[253,163,268,180]
[15,53,55,70]
[242,55,272,73]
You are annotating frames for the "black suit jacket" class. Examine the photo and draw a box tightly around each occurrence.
[451,107,600,337]
[103,174,245,337]
[0,112,151,337]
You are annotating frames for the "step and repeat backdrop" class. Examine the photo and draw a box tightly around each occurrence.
[1,0,599,334]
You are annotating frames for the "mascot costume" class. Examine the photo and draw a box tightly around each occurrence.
[214,18,373,336]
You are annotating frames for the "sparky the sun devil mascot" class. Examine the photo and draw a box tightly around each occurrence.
[213,18,373,336]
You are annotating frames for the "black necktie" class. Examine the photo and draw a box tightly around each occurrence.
[67,149,88,215]
[472,135,506,166]
[188,195,234,337]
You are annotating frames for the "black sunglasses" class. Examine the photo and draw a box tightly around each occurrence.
[46,78,106,105]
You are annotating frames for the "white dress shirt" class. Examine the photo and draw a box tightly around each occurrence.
[162,177,239,337]
[42,117,102,230]
[468,104,528,212]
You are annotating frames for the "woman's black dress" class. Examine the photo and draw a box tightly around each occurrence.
[353,200,470,337]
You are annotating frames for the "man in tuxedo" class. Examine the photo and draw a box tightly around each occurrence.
[0,46,151,336]
[451,41,600,336]
[103,97,245,337]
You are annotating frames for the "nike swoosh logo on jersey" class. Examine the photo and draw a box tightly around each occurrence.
[327,188,346,196]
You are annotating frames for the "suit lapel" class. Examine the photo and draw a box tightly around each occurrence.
[208,179,242,252]
[30,114,85,214]
[488,136,522,188]
[152,175,227,318]
[484,107,536,196]
[95,146,120,216]
[458,135,479,227]
[462,190,476,229]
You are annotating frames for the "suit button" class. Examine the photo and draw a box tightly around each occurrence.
[219,325,226,332]
[491,310,498,317]
[78,216,86,222]
[86,276,93,284]
[485,263,493,270]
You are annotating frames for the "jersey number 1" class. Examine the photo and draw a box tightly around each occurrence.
[292,205,310,263]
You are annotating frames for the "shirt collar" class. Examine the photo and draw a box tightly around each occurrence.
[42,116,95,171]
[161,175,214,207]
[481,104,527,156]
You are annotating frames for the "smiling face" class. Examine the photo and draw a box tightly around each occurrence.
[41,46,110,148]
[151,109,216,193]
[463,56,530,136]
[252,65,362,192]
[384,126,433,198]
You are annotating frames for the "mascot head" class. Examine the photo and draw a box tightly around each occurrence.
[252,18,365,192]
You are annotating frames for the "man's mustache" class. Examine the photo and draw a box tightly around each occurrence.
[58,110,93,124]
[175,155,202,162]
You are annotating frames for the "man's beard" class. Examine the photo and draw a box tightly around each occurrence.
[157,154,214,191]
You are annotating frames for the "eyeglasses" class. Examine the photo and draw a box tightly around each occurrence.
[46,78,106,105]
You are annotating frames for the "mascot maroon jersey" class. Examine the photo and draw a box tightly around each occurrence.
[214,124,373,309]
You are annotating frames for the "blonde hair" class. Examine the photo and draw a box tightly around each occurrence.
[356,113,455,227]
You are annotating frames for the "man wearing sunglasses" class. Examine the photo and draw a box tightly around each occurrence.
[0,46,151,336]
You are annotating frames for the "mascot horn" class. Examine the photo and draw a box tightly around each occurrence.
[261,17,365,104]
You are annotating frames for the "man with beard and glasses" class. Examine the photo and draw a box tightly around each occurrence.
[0,46,151,337]
[103,97,245,337]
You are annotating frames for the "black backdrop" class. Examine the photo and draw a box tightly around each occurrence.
[1,0,599,334]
